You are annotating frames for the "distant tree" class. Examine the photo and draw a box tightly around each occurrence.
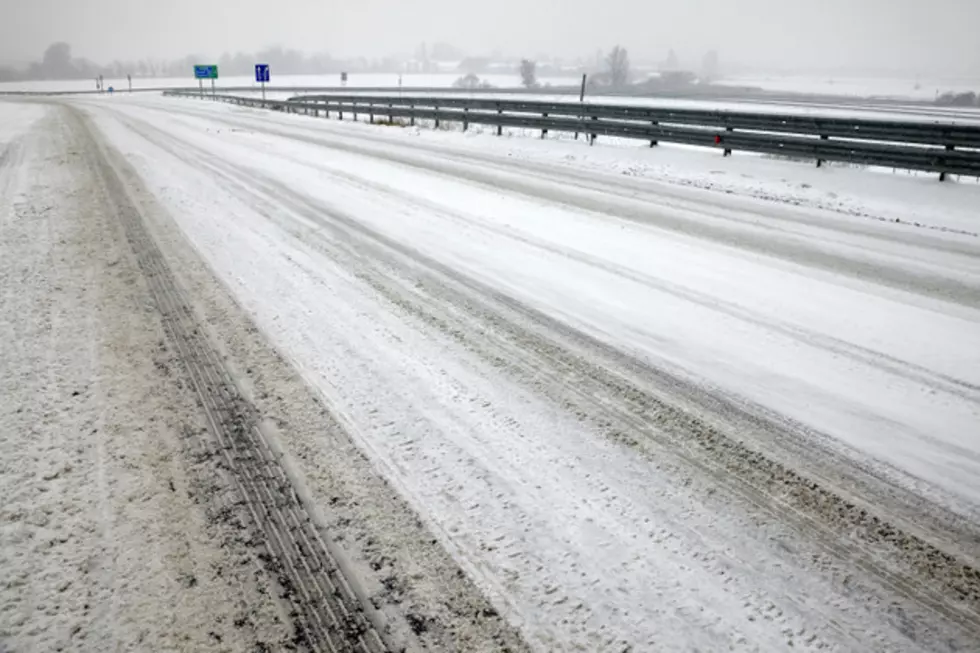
[73,58,98,78]
[606,46,630,87]
[957,91,976,106]
[458,57,491,74]
[416,42,431,73]
[431,42,464,61]
[453,73,492,89]
[0,66,21,82]
[665,49,679,70]
[701,50,720,81]
[661,70,697,87]
[41,42,75,79]
[936,90,977,107]
[520,59,537,88]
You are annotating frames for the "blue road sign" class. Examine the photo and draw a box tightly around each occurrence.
[255,64,270,83]
[194,65,218,79]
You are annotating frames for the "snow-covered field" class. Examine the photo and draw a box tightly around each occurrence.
[716,74,980,100]
[0,72,579,95]
[8,71,980,125]
[3,93,980,651]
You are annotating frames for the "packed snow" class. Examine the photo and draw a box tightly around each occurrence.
[87,95,980,502]
[5,91,979,651]
[32,92,973,650]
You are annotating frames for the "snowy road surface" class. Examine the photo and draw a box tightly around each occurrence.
[3,94,980,651]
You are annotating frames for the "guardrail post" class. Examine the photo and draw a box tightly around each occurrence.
[497,107,502,136]
[590,116,598,146]
[940,144,954,181]
[724,126,733,156]
[650,121,659,147]
[816,134,828,167]
[410,106,415,126]
[434,105,440,129]
[542,113,548,139]
[339,105,344,121]
[353,102,357,122]
[463,108,469,132]
[369,105,375,124]
[388,103,393,124]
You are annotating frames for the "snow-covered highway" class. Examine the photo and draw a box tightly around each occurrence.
[2,94,980,652]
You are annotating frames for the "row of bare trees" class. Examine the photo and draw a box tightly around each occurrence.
[519,46,721,89]
[519,46,630,89]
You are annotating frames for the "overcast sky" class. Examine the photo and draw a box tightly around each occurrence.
[1,0,977,74]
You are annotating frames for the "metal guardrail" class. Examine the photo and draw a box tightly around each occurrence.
[164,90,980,179]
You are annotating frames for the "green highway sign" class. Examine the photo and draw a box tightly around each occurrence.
[194,65,219,79]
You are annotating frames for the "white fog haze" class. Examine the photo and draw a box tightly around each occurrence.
[0,0,977,75]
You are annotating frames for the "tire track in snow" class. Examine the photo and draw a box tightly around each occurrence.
[108,111,870,652]
[107,106,980,651]
[120,99,980,307]
[100,103,980,408]
[208,138,980,407]
[112,107,980,520]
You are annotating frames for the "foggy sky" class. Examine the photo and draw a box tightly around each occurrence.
[2,0,977,74]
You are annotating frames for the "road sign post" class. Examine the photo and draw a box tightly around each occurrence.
[255,64,270,101]
[193,65,219,100]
